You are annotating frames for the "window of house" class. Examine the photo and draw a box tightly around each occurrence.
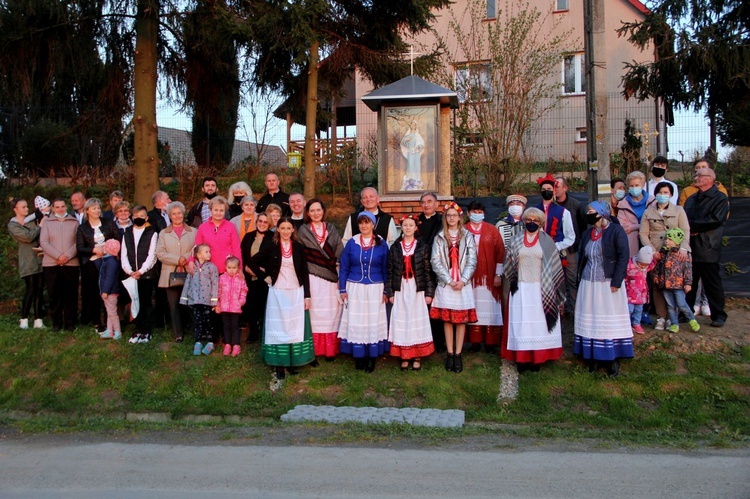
[456,63,492,103]
[487,0,496,18]
[562,53,586,94]
[556,0,569,11]
[575,128,587,142]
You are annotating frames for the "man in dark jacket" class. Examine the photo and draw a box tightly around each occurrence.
[256,172,291,216]
[147,191,172,232]
[684,168,730,327]
[187,177,224,228]
[555,176,585,312]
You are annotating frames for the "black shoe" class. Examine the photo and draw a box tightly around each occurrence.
[445,353,455,372]
[470,343,482,353]
[51,325,62,333]
[288,367,300,376]
[275,367,285,379]
[411,359,422,371]
[310,359,320,368]
[587,360,598,373]
[484,345,499,355]
[364,358,376,373]
[400,360,410,371]
[453,353,463,373]
[325,357,335,362]
[710,319,725,328]
[355,358,365,370]
[607,359,621,377]
[175,336,183,343]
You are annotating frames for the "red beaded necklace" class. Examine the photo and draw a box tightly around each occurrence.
[590,227,604,241]
[401,238,416,254]
[359,234,374,250]
[310,222,327,244]
[281,241,293,258]
[524,231,540,247]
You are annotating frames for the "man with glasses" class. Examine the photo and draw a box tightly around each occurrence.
[683,168,730,327]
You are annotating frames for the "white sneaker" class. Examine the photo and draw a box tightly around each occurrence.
[33,318,44,329]
[693,304,701,315]
[655,318,666,331]
[128,333,140,344]
[701,305,711,317]
[19,318,29,329]
[138,334,151,344]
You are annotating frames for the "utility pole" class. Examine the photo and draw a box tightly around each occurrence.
[584,0,609,201]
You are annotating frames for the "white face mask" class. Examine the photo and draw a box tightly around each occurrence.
[508,205,523,217]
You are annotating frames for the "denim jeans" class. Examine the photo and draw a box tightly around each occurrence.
[663,289,695,326]
[628,303,643,326]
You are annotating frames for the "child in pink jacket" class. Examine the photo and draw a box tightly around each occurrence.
[217,256,249,356]
[624,246,656,334]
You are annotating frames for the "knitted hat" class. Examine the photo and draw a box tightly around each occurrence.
[34,196,50,210]
[636,245,654,265]
[356,211,376,225]
[104,238,121,256]
[665,227,685,245]
[506,194,527,205]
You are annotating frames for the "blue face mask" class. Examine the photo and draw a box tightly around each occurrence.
[629,187,643,197]
[614,189,627,200]
[469,213,484,223]
[655,194,670,205]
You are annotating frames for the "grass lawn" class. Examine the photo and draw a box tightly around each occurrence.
[1,310,748,447]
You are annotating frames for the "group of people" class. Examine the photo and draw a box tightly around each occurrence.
[8,160,730,379]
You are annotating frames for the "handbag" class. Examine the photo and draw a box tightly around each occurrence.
[169,265,187,287]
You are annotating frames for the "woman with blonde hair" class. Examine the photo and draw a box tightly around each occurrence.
[227,181,253,218]
[230,196,257,241]
[265,203,283,230]
[430,202,477,373]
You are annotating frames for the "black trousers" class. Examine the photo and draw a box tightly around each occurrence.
[135,278,155,335]
[165,286,191,340]
[191,304,213,342]
[44,266,79,329]
[222,313,241,346]
[21,273,44,320]
[246,278,269,342]
[686,261,727,322]
[80,260,103,327]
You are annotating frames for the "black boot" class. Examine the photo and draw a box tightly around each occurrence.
[355,358,365,370]
[365,357,376,373]
[445,353,455,372]
[607,359,620,377]
[453,353,463,373]
[275,367,285,379]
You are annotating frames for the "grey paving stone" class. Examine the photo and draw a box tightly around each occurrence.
[280,406,464,428]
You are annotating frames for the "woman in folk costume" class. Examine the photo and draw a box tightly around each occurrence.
[495,194,527,248]
[385,215,435,371]
[465,200,506,353]
[575,201,632,377]
[338,211,390,373]
[296,198,344,363]
[430,202,477,374]
[255,217,315,379]
[502,207,565,371]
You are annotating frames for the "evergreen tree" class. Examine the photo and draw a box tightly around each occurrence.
[618,0,750,148]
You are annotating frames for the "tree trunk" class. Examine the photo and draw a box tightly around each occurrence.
[132,0,160,206]
[303,40,319,200]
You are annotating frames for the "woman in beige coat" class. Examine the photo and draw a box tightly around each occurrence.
[639,181,691,330]
[155,201,197,341]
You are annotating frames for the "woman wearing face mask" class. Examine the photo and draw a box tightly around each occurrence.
[121,205,159,343]
[496,194,527,248]
[227,181,253,219]
[639,181,691,330]
[610,178,626,218]
[502,208,565,372]
[241,213,275,343]
[575,201,632,377]
[465,201,506,354]
[616,171,655,257]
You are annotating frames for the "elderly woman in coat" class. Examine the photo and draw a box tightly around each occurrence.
[155,201,197,342]
[639,181,691,330]
[575,201,632,377]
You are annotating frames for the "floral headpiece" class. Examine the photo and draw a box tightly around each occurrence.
[399,214,419,225]
[444,201,463,215]
[536,173,556,187]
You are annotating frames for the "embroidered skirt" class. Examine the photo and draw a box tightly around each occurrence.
[503,281,562,364]
[574,278,634,361]
[389,278,434,359]
[309,274,342,357]
[338,282,389,358]
[261,285,314,366]
[430,281,477,323]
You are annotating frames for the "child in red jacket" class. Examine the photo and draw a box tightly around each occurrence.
[624,245,656,335]
[217,256,248,356]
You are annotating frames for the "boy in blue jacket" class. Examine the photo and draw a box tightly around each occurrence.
[99,238,122,339]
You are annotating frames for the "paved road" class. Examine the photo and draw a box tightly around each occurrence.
[1,439,748,498]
